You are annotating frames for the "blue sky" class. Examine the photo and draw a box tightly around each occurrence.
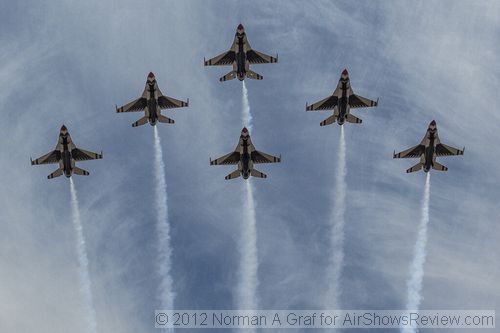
[0,1,499,332]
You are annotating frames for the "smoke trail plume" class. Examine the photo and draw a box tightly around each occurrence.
[402,173,431,333]
[324,126,347,309]
[242,81,252,131]
[236,81,259,311]
[69,178,97,333]
[153,126,175,312]
[236,181,259,310]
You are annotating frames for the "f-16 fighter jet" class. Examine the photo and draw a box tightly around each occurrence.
[306,69,378,126]
[116,72,189,127]
[393,120,464,173]
[31,125,103,179]
[210,127,281,180]
[204,24,278,82]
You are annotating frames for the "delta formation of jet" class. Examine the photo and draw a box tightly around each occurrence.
[204,24,278,82]
[31,24,466,180]
[306,69,378,126]
[393,120,465,173]
[210,127,281,180]
[116,72,189,127]
[31,125,103,179]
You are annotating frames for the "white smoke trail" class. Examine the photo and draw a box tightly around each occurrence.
[236,81,259,311]
[236,181,259,310]
[324,126,347,309]
[69,178,97,333]
[402,173,431,333]
[242,81,252,131]
[153,126,175,313]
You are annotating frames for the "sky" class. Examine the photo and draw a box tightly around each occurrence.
[0,1,499,332]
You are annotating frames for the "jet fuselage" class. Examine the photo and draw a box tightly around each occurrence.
[147,82,158,126]
[235,34,247,81]
[423,129,437,172]
[59,135,73,177]
[336,76,352,125]
[240,136,251,179]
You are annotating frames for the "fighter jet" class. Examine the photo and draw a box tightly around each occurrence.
[393,120,464,173]
[204,24,278,82]
[116,72,189,127]
[306,69,378,126]
[31,125,103,179]
[210,127,281,179]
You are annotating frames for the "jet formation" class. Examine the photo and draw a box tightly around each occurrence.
[306,69,378,126]
[393,120,465,173]
[31,23,464,180]
[204,24,278,81]
[210,127,281,179]
[116,72,189,127]
[31,125,102,179]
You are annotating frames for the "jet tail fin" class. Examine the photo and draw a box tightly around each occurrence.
[320,115,337,126]
[432,161,448,171]
[246,70,263,80]
[158,114,175,124]
[406,162,423,173]
[73,166,90,176]
[346,114,363,124]
[250,169,267,178]
[132,116,149,127]
[224,169,241,180]
[47,168,63,179]
[219,71,237,82]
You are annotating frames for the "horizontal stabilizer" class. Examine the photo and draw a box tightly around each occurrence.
[346,114,362,124]
[250,169,267,178]
[224,169,241,180]
[406,163,423,173]
[73,166,90,176]
[320,115,337,126]
[432,161,448,171]
[246,70,263,80]
[220,71,237,82]
[158,114,175,124]
[47,168,63,179]
[132,116,149,127]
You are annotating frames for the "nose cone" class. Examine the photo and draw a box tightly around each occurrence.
[237,23,244,31]
[429,120,436,128]
[342,68,349,76]
[147,72,155,80]
[241,127,249,136]
[60,125,67,132]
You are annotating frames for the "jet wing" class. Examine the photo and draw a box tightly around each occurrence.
[204,50,236,66]
[306,95,338,111]
[251,150,281,164]
[393,145,425,159]
[72,148,103,161]
[246,49,278,64]
[157,95,188,109]
[435,144,464,157]
[116,97,147,113]
[31,150,60,165]
[210,151,240,165]
[349,94,378,108]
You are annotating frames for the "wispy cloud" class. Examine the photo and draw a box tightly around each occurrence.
[1,2,499,333]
